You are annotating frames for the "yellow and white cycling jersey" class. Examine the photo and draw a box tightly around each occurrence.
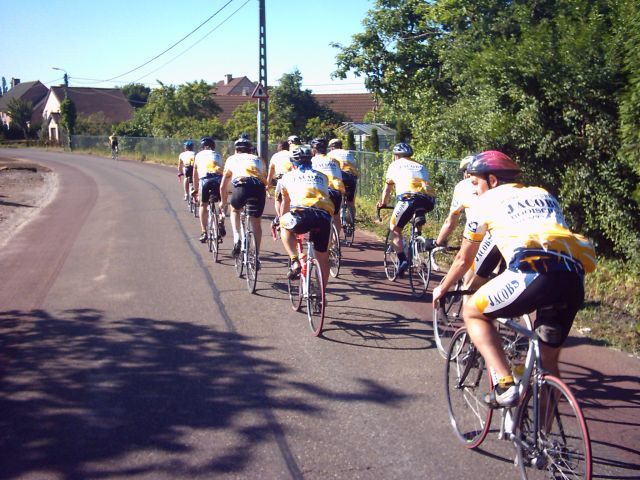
[449,176,477,215]
[179,150,195,168]
[385,158,435,198]
[223,152,267,185]
[328,148,359,177]
[464,184,596,273]
[311,154,345,194]
[194,150,223,175]
[269,149,293,177]
[280,168,335,215]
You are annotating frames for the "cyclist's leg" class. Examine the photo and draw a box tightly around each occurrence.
[329,189,342,236]
[246,183,266,253]
[309,211,332,286]
[390,199,412,254]
[199,178,212,239]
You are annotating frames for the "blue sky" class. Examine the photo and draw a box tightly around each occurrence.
[1,0,373,93]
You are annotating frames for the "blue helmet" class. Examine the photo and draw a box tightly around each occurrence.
[183,139,194,150]
[392,142,413,157]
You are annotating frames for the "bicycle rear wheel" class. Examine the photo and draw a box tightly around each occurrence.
[445,327,493,449]
[434,281,465,358]
[235,239,244,277]
[342,204,355,246]
[409,237,431,297]
[287,258,303,311]
[383,230,399,281]
[307,259,325,336]
[515,375,592,480]
[329,223,341,278]
[245,230,258,293]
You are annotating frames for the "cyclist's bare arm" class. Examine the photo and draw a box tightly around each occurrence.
[436,211,462,246]
[432,237,480,306]
[377,182,393,208]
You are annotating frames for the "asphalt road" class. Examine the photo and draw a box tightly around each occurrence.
[0,149,638,480]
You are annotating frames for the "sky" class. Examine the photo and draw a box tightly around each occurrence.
[1,0,374,93]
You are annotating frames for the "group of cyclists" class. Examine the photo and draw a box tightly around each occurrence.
[177,134,360,285]
[177,133,597,412]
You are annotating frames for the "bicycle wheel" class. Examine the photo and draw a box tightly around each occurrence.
[342,204,355,246]
[445,327,493,449]
[409,237,431,297]
[287,258,303,311]
[329,223,341,278]
[383,230,399,281]
[245,230,258,293]
[434,282,465,358]
[235,238,244,278]
[514,375,592,479]
[306,258,325,336]
[209,204,220,263]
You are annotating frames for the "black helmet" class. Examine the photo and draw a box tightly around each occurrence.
[466,151,521,180]
[287,135,301,145]
[234,136,252,151]
[200,137,215,149]
[311,137,328,153]
[291,145,313,165]
[392,142,413,157]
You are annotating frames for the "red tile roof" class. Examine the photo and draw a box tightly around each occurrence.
[214,96,255,123]
[314,93,377,123]
[49,87,134,123]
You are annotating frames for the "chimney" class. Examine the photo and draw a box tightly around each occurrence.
[11,78,20,88]
[224,74,233,85]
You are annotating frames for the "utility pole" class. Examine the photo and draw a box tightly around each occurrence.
[257,0,268,163]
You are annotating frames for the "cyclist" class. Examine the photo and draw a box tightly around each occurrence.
[328,138,359,222]
[266,140,293,235]
[310,137,345,236]
[192,137,225,243]
[279,145,334,286]
[220,136,268,260]
[432,151,596,408]
[108,134,119,158]
[177,140,196,201]
[376,142,436,276]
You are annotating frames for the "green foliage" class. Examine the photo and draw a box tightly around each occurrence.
[76,112,111,135]
[334,0,640,260]
[224,101,258,141]
[59,97,77,137]
[365,127,380,152]
[347,130,356,150]
[6,98,33,139]
[395,119,410,143]
[121,83,151,109]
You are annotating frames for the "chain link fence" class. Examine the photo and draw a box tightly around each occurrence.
[71,135,461,224]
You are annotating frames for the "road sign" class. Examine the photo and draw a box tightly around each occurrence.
[251,83,268,99]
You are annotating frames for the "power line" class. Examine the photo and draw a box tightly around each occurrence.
[102,0,237,83]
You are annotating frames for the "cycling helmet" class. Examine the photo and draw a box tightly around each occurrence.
[328,138,342,149]
[234,135,253,150]
[459,155,474,171]
[291,145,313,165]
[392,142,413,157]
[287,135,301,145]
[183,139,194,150]
[200,137,215,149]
[466,150,521,179]
[310,137,328,153]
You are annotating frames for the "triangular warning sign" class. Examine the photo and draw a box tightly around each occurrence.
[251,83,268,99]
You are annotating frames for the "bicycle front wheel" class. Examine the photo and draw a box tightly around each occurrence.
[409,237,431,297]
[515,374,592,480]
[329,223,341,278]
[445,327,493,449]
[245,231,258,293]
[434,282,465,358]
[306,259,325,336]
[383,230,399,281]
[287,258,303,311]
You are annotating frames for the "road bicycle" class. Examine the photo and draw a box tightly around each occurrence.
[235,206,259,294]
[111,145,118,161]
[443,299,592,479]
[340,197,356,246]
[377,205,435,297]
[188,182,198,217]
[287,231,326,337]
[207,196,224,263]
[328,221,341,278]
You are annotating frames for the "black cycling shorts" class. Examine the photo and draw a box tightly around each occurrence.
[200,174,222,204]
[230,180,266,217]
[280,208,332,253]
[342,172,358,202]
[390,195,436,231]
[329,188,342,215]
[184,165,193,180]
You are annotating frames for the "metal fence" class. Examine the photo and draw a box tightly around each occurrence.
[71,135,461,224]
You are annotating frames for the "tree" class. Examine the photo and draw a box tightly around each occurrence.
[1,77,7,96]
[122,83,151,109]
[6,98,33,139]
[395,119,410,143]
[59,97,77,148]
[347,129,356,150]
[224,101,258,141]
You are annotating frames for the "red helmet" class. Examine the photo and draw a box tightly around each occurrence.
[467,151,520,179]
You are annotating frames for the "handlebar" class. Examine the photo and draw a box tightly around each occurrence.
[375,205,394,222]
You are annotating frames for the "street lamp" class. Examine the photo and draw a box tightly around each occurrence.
[52,67,69,88]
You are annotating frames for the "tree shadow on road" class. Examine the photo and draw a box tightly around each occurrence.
[0,308,409,479]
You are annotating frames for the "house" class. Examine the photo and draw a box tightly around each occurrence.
[337,122,397,151]
[0,78,49,129]
[213,74,257,96]
[42,86,134,142]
